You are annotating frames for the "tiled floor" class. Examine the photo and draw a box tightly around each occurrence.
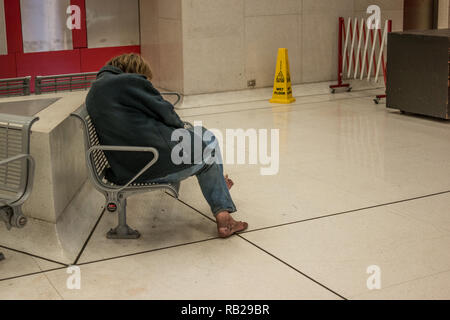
[1,83,450,299]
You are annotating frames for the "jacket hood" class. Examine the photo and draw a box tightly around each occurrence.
[96,65,149,79]
[97,65,123,79]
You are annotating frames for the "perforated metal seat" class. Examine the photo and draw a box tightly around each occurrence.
[71,93,183,239]
[0,113,38,261]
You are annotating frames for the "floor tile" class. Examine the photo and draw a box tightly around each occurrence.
[179,167,375,231]
[296,155,450,205]
[0,181,104,265]
[242,207,450,298]
[178,80,382,110]
[0,274,62,300]
[0,248,63,281]
[47,237,340,300]
[78,191,218,264]
[351,270,450,300]
[387,193,450,234]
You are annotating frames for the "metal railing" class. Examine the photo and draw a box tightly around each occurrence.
[35,72,97,95]
[0,77,31,97]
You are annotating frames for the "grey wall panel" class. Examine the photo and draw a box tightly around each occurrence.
[86,0,140,48]
[387,30,450,119]
[0,0,8,55]
[20,0,73,53]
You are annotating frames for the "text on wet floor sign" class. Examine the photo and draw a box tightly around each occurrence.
[270,48,296,104]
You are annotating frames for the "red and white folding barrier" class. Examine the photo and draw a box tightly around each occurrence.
[330,17,392,103]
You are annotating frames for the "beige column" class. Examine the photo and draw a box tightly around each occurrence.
[140,0,184,93]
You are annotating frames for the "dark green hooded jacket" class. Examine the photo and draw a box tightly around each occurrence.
[86,66,203,184]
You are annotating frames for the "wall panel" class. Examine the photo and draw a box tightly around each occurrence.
[20,0,73,53]
[86,0,140,48]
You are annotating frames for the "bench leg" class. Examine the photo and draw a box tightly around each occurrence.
[106,198,140,239]
[0,206,27,230]
[0,252,4,261]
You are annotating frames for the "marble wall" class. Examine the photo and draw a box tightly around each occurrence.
[438,0,450,29]
[140,0,184,92]
[141,0,405,95]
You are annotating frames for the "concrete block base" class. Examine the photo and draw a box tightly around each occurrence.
[0,181,104,265]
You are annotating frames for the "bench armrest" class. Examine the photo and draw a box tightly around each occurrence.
[0,154,32,167]
[160,92,181,106]
[0,154,35,207]
[87,145,159,192]
[183,121,194,129]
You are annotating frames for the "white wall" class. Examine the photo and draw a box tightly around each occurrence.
[182,0,246,94]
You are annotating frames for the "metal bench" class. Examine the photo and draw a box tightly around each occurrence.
[35,72,97,95]
[70,93,183,239]
[0,76,31,97]
[0,113,38,260]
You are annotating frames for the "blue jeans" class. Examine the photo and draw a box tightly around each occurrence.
[148,127,237,217]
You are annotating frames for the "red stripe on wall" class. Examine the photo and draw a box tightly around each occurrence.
[4,0,23,54]
[16,50,82,92]
[80,45,141,73]
[16,50,82,77]
[70,0,87,49]
[0,54,17,78]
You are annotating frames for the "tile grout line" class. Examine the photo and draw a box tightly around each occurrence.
[0,267,67,283]
[0,207,106,268]
[181,90,384,118]
[181,94,382,119]
[238,190,450,235]
[42,271,65,300]
[28,256,65,299]
[171,195,216,224]
[0,238,222,283]
[174,189,450,298]
[173,195,347,299]
[179,85,383,112]
[347,267,450,299]
[73,208,106,265]
[0,245,68,267]
[238,235,347,300]
[3,190,448,284]
[76,237,221,266]
[0,208,105,282]
[0,196,217,281]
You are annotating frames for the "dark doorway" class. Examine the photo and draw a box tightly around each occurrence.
[403,0,439,30]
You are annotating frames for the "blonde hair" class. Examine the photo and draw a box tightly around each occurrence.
[106,53,153,80]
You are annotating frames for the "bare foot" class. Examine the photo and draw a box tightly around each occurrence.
[216,211,248,238]
[224,174,234,190]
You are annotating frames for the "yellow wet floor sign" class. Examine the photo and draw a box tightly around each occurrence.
[270,48,296,104]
